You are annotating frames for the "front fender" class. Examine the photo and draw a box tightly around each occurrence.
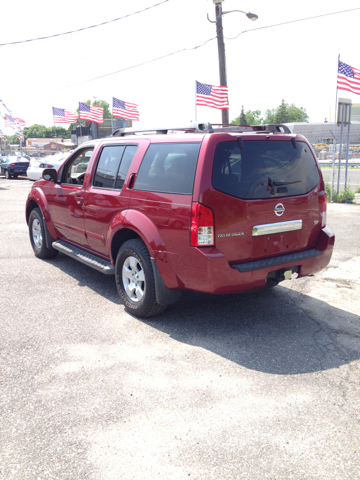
[26,187,56,239]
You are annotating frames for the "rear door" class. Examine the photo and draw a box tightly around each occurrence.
[202,136,322,263]
[82,143,139,256]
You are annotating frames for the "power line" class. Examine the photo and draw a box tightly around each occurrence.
[224,7,360,40]
[0,0,169,47]
[54,6,360,90]
[53,37,217,91]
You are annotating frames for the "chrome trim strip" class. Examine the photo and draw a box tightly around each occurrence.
[252,220,303,237]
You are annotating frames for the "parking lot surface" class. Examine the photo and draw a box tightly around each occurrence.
[1,178,360,480]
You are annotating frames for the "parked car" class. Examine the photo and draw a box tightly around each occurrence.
[14,152,30,160]
[27,152,70,181]
[26,122,335,318]
[1,156,30,179]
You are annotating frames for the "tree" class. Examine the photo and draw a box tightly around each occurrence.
[287,104,309,123]
[274,100,309,124]
[5,134,19,144]
[239,106,247,125]
[245,110,262,126]
[275,99,289,123]
[263,108,276,124]
[22,124,71,140]
[231,109,263,126]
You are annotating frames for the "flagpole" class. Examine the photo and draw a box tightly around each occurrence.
[53,118,58,153]
[195,81,197,123]
[334,54,340,124]
[330,54,340,202]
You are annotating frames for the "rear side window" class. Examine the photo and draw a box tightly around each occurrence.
[134,143,201,194]
[93,145,137,189]
[212,140,320,199]
[115,145,137,189]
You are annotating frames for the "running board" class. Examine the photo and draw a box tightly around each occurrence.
[52,240,115,275]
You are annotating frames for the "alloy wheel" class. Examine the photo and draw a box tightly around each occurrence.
[32,218,42,249]
[122,255,145,302]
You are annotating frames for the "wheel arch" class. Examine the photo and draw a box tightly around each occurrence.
[109,209,179,290]
[25,187,57,240]
[110,228,143,266]
[109,209,166,263]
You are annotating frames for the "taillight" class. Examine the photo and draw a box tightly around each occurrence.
[320,193,327,228]
[191,202,214,246]
[11,163,16,167]
[39,164,54,168]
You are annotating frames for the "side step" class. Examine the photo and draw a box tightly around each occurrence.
[52,240,115,275]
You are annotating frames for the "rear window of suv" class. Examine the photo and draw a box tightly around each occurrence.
[212,140,320,199]
[134,143,201,195]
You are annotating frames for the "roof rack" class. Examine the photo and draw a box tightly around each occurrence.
[112,122,291,137]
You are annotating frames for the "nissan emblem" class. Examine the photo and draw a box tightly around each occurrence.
[274,203,285,216]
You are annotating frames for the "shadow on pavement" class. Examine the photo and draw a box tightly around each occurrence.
[142,286,360,376]
[48,252,360,376]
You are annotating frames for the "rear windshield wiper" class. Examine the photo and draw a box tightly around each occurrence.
[271,180,302,186]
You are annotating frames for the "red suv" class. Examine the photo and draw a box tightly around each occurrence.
[26,122,334,318]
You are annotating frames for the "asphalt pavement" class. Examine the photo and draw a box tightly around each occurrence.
[1,178,360,480]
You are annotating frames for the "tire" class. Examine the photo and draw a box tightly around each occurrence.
[29,208,58,259]
[5,170,11,179]
[115,239,167,318]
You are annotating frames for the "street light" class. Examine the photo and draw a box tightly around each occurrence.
[208,1,258,124]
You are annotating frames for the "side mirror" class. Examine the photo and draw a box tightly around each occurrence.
[43,168,58,182]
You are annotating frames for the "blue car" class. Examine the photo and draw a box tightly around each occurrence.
[0,156,30,179]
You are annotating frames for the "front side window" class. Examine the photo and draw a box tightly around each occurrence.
[212,140,320,199]
[63,148,94,185]
[134,143,201,195]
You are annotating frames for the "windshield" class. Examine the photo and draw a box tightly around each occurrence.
[212,140,320,199]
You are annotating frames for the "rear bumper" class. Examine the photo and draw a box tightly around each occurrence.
[161,227,335,294]
[10,167,28,175]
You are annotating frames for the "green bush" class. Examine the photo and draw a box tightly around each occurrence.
[325,184,355,203]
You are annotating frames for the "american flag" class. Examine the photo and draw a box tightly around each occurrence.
[196,81,229,110]
[0,100,10,112]
[14,117,26,127]
[112,97,139,121]
[4,114,16,129]
[52,107,78,124]
[5,113,15,124]
[337,61,360,95]
[79,102,104,124]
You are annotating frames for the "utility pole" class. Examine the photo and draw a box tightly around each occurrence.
[215,1,229,124]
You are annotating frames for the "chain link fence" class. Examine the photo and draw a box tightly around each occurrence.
[314,143,360,195]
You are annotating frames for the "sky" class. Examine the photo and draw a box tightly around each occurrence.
[1,0,360,131]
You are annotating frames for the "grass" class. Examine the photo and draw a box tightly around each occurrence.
[325,184,355,203]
